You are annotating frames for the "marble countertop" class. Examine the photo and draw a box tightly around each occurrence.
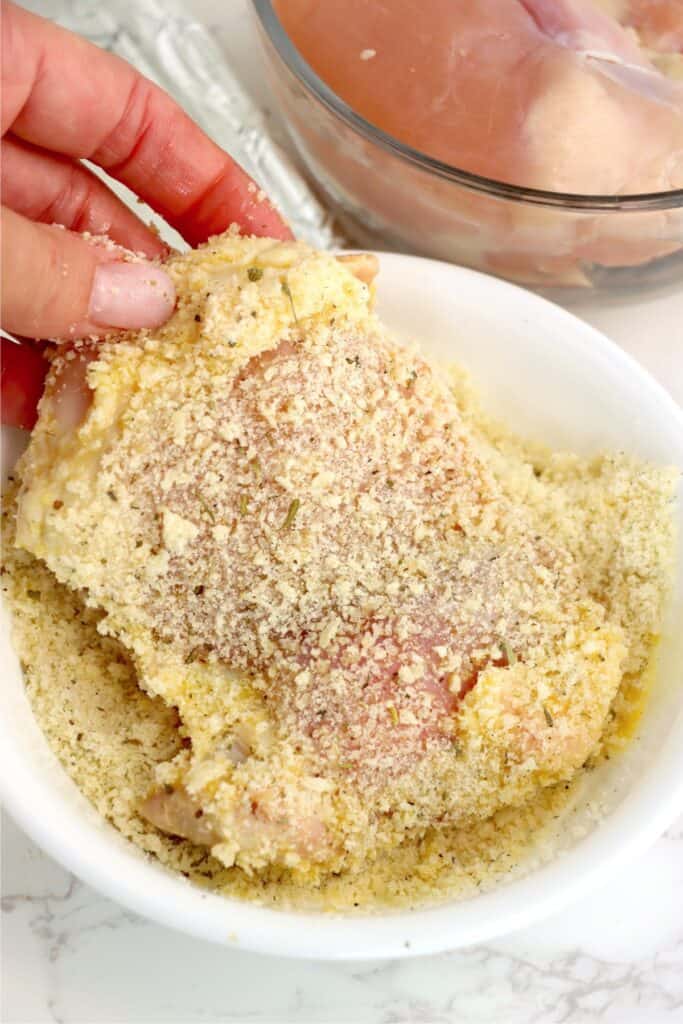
[3,2,683,1022]
[4,810,683,1023]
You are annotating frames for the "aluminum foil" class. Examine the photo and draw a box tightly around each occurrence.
[23,0,341,249]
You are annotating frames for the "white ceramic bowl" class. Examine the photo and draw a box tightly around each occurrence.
[2,254,682,960]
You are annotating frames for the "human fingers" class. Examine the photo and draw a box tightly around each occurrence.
[0,336,47,430]
[2,3,292,244]
[2,135,167,258]
[1,206,176,340]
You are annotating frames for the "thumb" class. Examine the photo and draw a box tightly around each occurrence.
[1,206,176,340]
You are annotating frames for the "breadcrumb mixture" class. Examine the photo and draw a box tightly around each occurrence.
[2,233,676,910]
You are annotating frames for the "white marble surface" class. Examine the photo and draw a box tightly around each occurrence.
[3,2,683,1022]
[4,811,683,1023]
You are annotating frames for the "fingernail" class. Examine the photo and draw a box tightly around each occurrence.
[89,262,176,329]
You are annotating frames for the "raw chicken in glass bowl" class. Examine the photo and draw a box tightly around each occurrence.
[252,0,683,298]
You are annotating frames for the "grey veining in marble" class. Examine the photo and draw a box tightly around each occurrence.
[4,813,683,1023]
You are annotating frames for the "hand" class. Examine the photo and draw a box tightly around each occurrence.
[0,1,291,429]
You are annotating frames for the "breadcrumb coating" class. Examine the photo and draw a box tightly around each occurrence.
[4,233,676,906]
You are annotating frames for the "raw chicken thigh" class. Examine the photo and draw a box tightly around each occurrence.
[275,0,683,285]
[276,0,683,194]
[15,236,625,877]
[617,0,683,52]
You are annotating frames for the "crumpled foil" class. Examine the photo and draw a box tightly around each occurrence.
[23,0,341,249]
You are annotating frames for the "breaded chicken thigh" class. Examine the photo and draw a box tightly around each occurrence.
[15,234,625,876]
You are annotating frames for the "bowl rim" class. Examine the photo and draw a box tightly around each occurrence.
[2,252,683,959]
[251,0,683,212]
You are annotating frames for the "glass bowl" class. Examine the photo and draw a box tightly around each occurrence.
[252,0,683,300]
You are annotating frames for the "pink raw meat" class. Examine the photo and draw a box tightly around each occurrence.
[276,0,683,193]
[623,0,683,53]
[276,0,683,283]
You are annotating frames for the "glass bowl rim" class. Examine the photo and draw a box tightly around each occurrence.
[252,0,683,213]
